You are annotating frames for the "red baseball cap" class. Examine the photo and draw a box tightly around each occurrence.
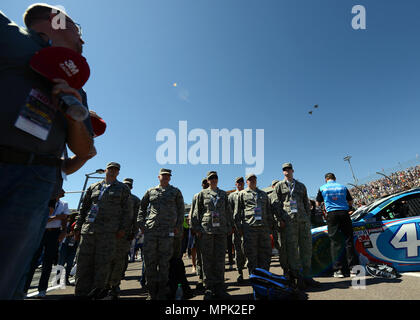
[30,46,90,89]
[90,115,107,138]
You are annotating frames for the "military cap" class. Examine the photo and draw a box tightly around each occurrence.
[272,179,280,186]
[246,173,257,181]
[282,162,293,170]
[235,176,244,183]
[207,171,218,179]
[123,178,134,185]
[106,162,121,170]
[159,168,172,176]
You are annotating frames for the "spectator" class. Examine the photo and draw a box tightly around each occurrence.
[58,213,79,286]
[24,190,71,298]
[0,4,95,300]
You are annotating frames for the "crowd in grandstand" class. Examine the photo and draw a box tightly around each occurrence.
[349,165,420,206]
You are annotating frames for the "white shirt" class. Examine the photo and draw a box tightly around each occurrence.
[46,200,71,229]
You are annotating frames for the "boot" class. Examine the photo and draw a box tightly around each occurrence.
[213,284,231,300]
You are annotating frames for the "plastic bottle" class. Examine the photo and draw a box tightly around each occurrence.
[175,283,183,300]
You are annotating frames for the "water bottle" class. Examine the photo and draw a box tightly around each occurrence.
[175,283,183,300]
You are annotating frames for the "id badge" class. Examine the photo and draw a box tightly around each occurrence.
[88,204,99,223]
[254,207,262,221]
[14,89,55,141]
[211,211,220,227]
[169,232,175,237]
[290,200,298,213]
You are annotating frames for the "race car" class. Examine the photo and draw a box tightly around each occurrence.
[311,188,420,276]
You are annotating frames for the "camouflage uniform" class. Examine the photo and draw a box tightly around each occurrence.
[268,184,289,273]
[228,190,246,276]
[273,177,312,279]
[138,172,185,300]
[191,173,232,298]
[234,183,274,275]
[107,189,141,294]
[74,173,132,297]
[189,192,203,285]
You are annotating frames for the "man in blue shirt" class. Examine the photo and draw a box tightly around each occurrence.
[316,173,358,278]
[0,4,95,299]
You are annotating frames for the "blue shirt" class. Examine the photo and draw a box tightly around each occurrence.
[316,180,352,213]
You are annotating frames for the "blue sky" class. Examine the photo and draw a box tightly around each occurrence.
[3,0,420,208]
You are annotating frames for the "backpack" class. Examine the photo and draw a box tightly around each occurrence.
[365,263,400,279]
[249,268,305,300]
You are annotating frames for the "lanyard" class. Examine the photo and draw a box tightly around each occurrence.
[287,180,295,198]
[98,183,111,201]
[211,193,220,208]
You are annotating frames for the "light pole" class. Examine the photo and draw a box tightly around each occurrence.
[77,169,105,211]
[344,155,358,185]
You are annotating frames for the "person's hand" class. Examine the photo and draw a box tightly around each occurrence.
[51,78,82,111]
[174,227,179,235]
[116,230,125,239]
[279,220,286,229]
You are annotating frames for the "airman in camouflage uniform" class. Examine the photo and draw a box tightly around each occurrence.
[188,178,209,292]
[74,162,133,299]
[269,179,289,274]
[234,174,274,275]
[273,163,319,289]
[191,171,232,300]
[138,168,185,300]
[227,176,247,283]
[106,178,141,299]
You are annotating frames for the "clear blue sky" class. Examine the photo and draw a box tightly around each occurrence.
[3,0,420,209]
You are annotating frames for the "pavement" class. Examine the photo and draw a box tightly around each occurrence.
[25,254,420,300]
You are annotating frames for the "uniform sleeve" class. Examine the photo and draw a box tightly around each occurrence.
[75,185,92,231]
[118,186,133,233]
[265,193,274,232]
[234,193,244,233]
[138,190,150,229]
[175,189,185,232]
[272,184,288,222]
[191,192,202,233]
[130,197,140,234]
[188,195,196,228]
[225,192,233,232]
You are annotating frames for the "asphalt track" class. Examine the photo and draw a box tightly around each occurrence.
[25,254,420,301]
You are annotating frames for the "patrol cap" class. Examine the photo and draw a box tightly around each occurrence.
[235,177,244,183]
[123,178,134,185]
[106,162,121,170]
[282,163,293,170]
[246,173,257,181]
[207,171,218,179]
[24,3,74,28]
[159,168,172,176]
[272,179,280,186]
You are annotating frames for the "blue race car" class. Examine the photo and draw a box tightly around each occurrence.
[311,188,420,276]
